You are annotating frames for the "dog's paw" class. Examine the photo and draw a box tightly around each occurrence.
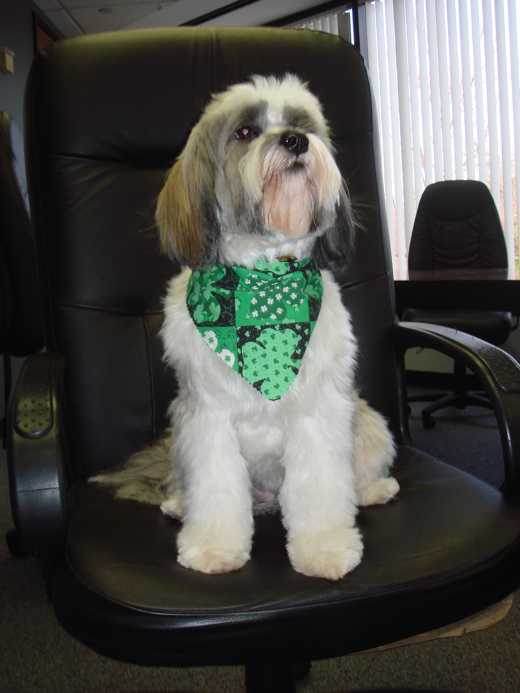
[287,527,363,581]
[176,525,251,574]
[357,477,399,507]
[160,492,183,519]
[178,545,250,574]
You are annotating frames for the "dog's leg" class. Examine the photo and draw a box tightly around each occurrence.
[279,394,363,581]
[173,409,253,574]
[353,394,399,507]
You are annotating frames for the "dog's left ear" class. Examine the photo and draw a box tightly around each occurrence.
[312,187,355,272]
[156,128,221,268]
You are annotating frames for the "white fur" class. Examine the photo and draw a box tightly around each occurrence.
[91,75,398,580]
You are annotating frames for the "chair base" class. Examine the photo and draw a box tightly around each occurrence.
[408,359,494,428]
[245,661,310,693]
[419,391,493,428]
[5,528,28,558]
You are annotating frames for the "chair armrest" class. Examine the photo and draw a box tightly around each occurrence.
[394,321,520,504]
[6,352,69,557]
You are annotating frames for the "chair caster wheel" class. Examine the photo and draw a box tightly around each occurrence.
[422,416,436,429]
[5,529,28,558]
[294,661,311,680]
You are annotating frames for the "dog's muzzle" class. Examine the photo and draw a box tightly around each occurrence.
[280,132,309,156]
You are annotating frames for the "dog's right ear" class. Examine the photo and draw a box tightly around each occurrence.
[156,156,201,267]
[156,136,221,268]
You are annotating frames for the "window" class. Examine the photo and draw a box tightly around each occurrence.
[364,0,520,278]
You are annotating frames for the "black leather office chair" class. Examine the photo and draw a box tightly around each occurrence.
[402,180,514,428]
[8,29,520,693]
[0,113,43,440]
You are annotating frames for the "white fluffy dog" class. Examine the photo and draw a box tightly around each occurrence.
[91,74,398,580]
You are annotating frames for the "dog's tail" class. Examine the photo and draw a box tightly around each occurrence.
[89,436,173,505]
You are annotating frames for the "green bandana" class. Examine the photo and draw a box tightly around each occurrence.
[186,257,323,400]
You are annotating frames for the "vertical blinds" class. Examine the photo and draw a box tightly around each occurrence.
[298,13,340,34]
[291,8,353,42]
[299,1,520,279]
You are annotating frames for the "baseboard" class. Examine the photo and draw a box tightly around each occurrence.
[362,594,514,653]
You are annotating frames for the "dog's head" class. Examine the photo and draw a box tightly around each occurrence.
[157,74,354,270]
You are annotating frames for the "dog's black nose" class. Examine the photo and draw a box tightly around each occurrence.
[281,132,309,156]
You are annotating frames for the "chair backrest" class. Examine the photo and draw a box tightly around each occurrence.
[408,180,508,271]
[0,112,42,357]
[24,27,402,480]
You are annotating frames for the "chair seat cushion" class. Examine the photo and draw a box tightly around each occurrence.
[401,307,513,345]
[56,446,520,666]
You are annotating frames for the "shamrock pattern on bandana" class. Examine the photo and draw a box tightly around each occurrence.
[186,257,323,400]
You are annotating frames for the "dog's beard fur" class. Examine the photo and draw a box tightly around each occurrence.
[261,135,339,237]
[263,165,314,237]
[91,74,398,580]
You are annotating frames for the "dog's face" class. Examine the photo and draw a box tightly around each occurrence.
[157,74,354,270]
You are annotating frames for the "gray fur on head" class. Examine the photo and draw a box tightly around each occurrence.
[156,74,355,271]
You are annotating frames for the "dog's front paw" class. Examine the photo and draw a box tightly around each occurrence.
[357,477,399,507]
[287,527,363,581]
[177,525,251,574]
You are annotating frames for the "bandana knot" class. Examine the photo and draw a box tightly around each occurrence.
[186,257,323,400]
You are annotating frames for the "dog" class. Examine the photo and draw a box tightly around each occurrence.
[91,74,399,581]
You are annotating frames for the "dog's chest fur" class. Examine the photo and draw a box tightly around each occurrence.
[161,265,358,495]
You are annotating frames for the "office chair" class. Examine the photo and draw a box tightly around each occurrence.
[402,180,514,428]
[0,113,43,440]
[8,29,520,693]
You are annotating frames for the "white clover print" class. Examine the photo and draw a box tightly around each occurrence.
[217,349,235,367]
[203,330,218,350]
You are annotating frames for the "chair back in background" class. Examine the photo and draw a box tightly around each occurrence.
[408,180,508,271]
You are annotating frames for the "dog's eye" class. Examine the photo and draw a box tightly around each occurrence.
[235,125,257,140]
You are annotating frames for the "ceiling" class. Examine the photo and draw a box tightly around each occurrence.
[33,0,336,38]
